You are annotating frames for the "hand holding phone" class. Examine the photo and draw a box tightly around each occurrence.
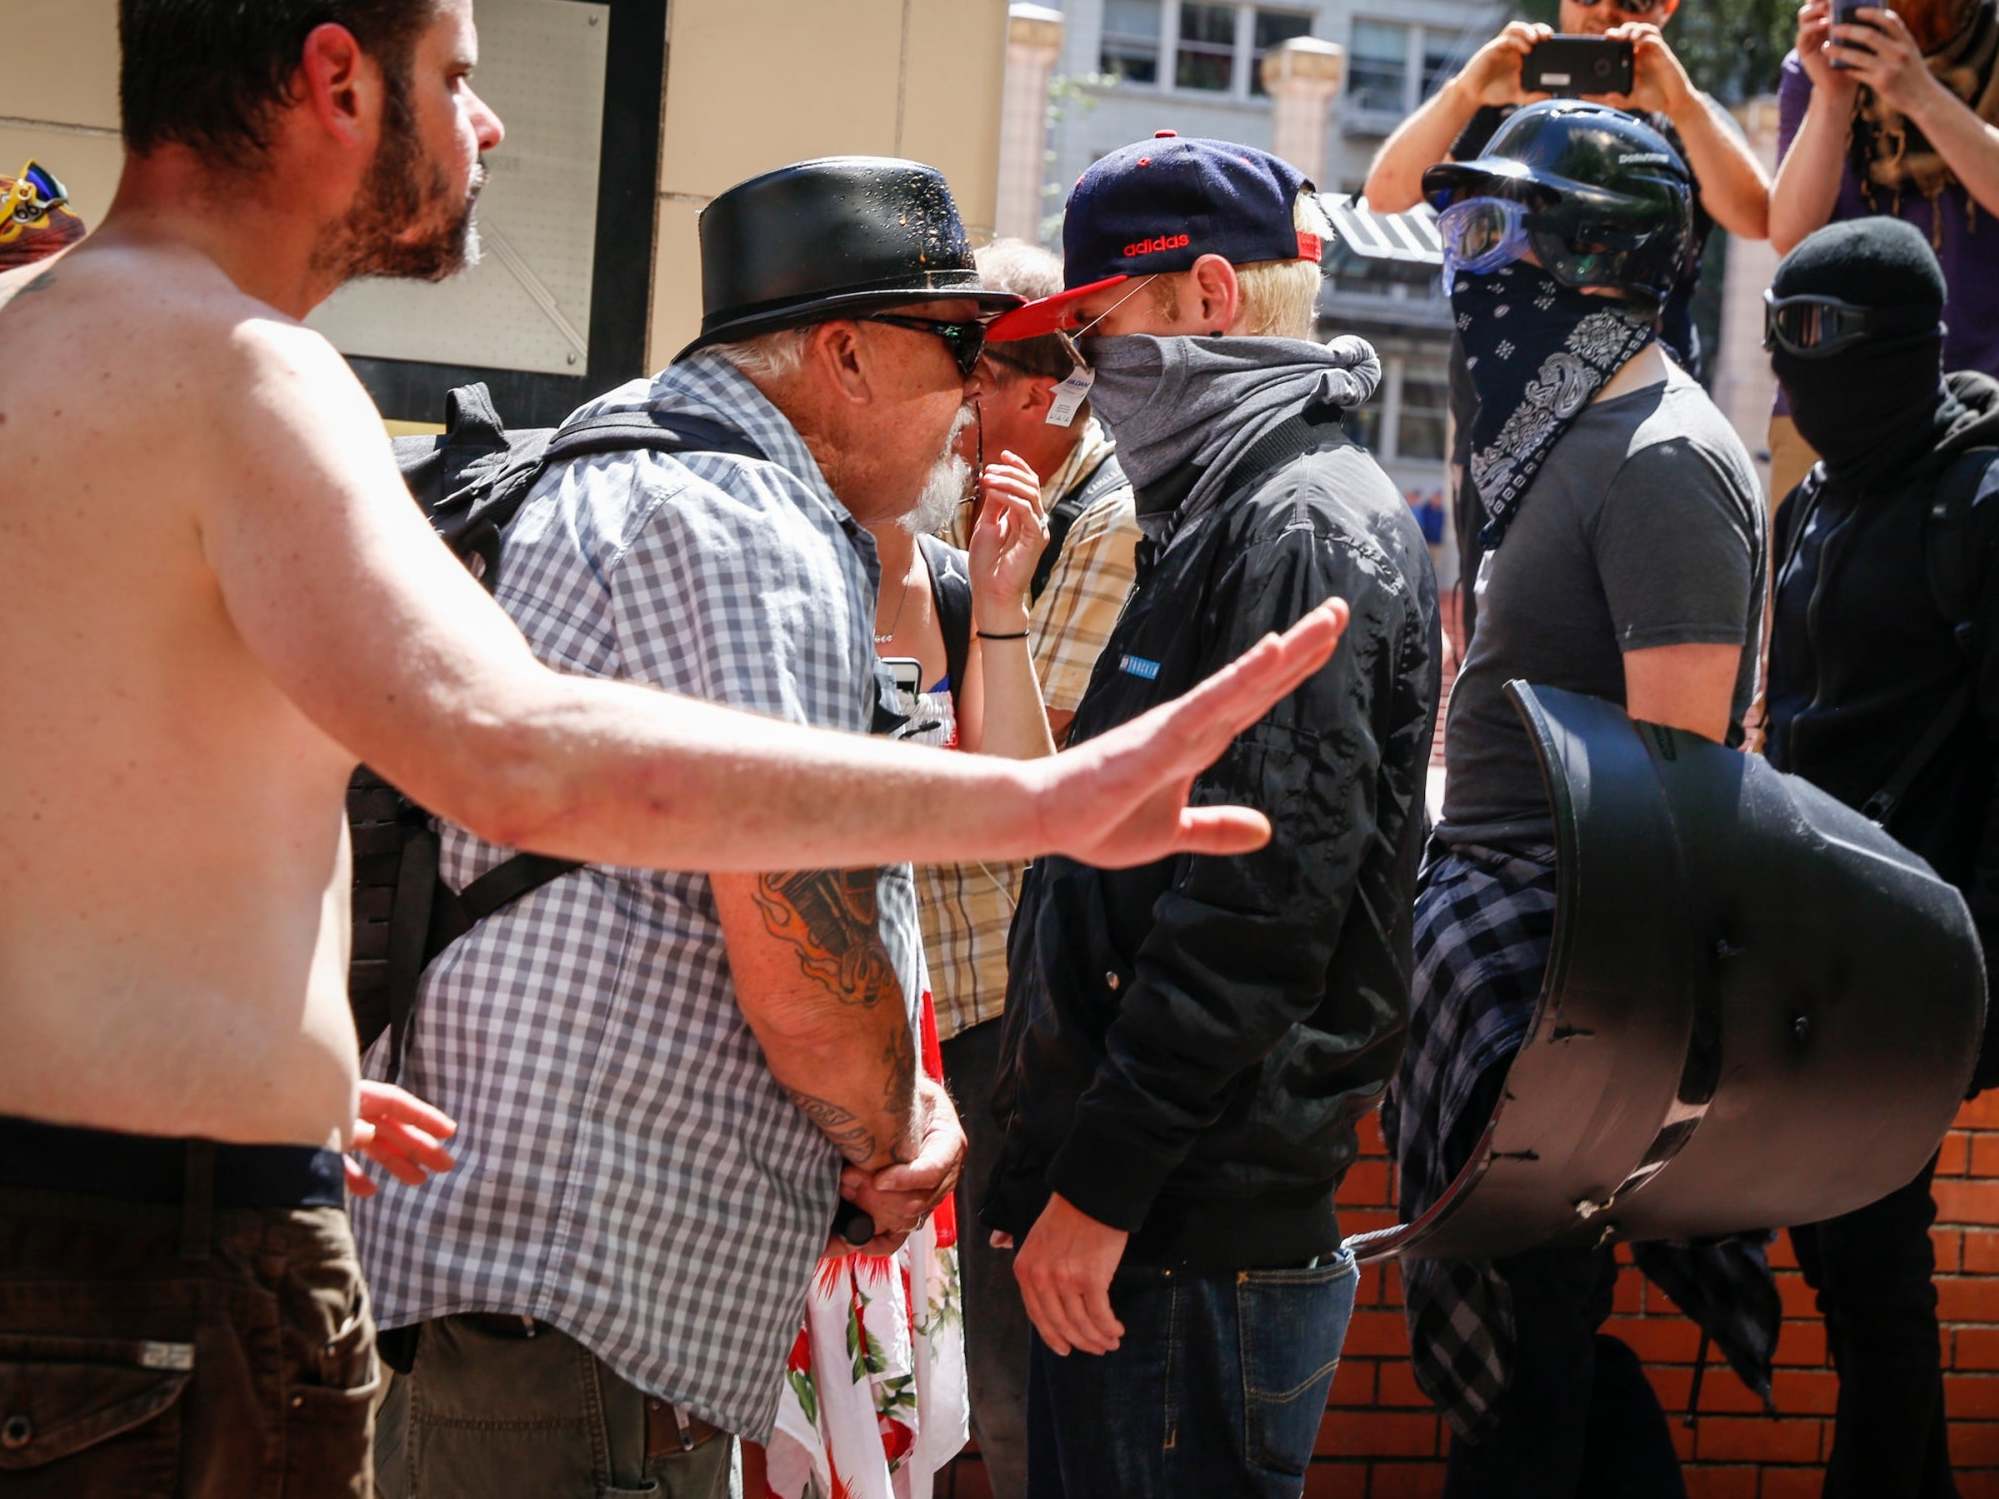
[1830,0,1879,67]
[1522,35,1636,97]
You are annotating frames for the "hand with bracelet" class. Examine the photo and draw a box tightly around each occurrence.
[962,448,1058,758]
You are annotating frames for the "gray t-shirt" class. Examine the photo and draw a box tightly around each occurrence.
[1439,364,1766,845]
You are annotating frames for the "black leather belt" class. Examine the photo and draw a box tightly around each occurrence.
[0,1114,344,1209]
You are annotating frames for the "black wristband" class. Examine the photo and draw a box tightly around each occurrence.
[976,629,1030,641]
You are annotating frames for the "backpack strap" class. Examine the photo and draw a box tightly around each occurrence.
[541,410,766,468]
[918,532,974,699]
[374,409,773,1082]
[1860,447,1998,826]
[1029,450,1127,605]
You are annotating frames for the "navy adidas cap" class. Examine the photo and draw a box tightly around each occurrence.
[987,131,1321,342]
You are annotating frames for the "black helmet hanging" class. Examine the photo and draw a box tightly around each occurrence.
[1423,101,1694,306]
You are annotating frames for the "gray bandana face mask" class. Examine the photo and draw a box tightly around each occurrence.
[1075,329,1384,530]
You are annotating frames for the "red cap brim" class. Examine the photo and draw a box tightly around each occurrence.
[984,273,1129,343]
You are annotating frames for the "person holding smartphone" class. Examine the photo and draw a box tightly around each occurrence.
[1765,0,1999,502]
[1362,0,1770,651]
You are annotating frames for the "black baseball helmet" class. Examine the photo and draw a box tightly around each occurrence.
[1423,101,1694,305]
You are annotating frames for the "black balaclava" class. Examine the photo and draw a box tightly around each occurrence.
[1770,216,1957,487]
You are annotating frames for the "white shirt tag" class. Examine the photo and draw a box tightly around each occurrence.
[1045,364,1095,428]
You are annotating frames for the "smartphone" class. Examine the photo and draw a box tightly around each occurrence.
[1523,36,1636,97]
[883,657,924,698]
[1830,0,1879,67]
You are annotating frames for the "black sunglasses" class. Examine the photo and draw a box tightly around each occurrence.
[1762,289,1938,359]
[858,314,988,378]
[1571,0,1671,16]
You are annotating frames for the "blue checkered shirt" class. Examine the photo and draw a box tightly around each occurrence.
[350,354,926,1442]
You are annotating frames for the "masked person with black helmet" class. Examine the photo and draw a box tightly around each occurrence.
[1386,101,1773,1496]
[1361,0,1769,651]
[1763,214,1999,1499]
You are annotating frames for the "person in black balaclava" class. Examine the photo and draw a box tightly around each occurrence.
[1765,214,1999,1499]
[1392,101,1776,1498]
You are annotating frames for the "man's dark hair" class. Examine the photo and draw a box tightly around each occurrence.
[119,0,438,165]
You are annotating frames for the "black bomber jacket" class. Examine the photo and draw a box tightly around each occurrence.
[1766,371,1999,1087]
[981,404,1442,1269]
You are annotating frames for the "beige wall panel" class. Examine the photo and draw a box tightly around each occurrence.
[647,0,1011,367]
[5,2,120,128]
[657,0,908,200]
[900,0,1006,238]
[0,129,123,227]
[647,196,706,370]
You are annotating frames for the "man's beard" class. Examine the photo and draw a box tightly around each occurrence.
[900,406,975,536]
[313,71,484,285]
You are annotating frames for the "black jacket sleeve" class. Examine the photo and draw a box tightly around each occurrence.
[1966,463,1999,1008]
[1043,519,1409,1229]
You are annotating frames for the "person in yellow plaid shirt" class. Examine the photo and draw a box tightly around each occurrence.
[931,240,1139,1499]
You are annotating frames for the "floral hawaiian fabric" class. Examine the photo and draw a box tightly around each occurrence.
[760,995,969,1499]
[1453,264,1657,549]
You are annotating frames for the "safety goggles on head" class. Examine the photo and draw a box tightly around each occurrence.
[858,313,989,378]
[1761,289,1940,360]
[1437,196,1534,295]
[1,161,69,230]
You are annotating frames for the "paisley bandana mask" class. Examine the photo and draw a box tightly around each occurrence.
[1453,262,1657,548]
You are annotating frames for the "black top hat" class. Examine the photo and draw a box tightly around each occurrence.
[674,156,1021,362]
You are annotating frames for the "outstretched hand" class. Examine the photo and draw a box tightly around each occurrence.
[1028,598,1350,867]
[344,1079,457,1198]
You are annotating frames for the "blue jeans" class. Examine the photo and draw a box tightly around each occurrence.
[1025,1249,1359,1499]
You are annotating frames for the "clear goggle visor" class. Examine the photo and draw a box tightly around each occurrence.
[1438,196,1533,296]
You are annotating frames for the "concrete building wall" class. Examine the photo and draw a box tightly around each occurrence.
[1043,0,1504,215]
[3,1,1009,384]
[0,2,123,232]
[649,0,1009,365]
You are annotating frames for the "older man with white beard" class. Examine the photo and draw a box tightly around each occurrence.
[359,157,1028,1499]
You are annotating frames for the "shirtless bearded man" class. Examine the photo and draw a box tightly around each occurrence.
[0,2,1346,1494]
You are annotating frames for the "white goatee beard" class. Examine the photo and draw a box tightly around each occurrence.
[900,406,975,536]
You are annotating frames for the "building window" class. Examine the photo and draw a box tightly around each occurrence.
[1347,399,1385,455]
[1103,2,1318,100]
[1422,37,1459,101]
[1348,19,1411,114]
[1102,0,1163,85]
[1398,368,1450,461]
[1176,2,1238,91]
[1250,8,1315,95]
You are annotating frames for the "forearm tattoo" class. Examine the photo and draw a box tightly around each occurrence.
[752,869,901,1007]
[883,1022,916,1118]
[785,1089,878,1165]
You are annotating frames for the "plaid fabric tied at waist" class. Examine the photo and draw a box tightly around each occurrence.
[1381,841,1778,1441]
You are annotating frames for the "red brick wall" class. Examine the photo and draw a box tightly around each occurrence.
[943,1099,1999,1498]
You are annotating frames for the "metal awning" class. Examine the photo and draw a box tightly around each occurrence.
[1317,193,1443,285]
